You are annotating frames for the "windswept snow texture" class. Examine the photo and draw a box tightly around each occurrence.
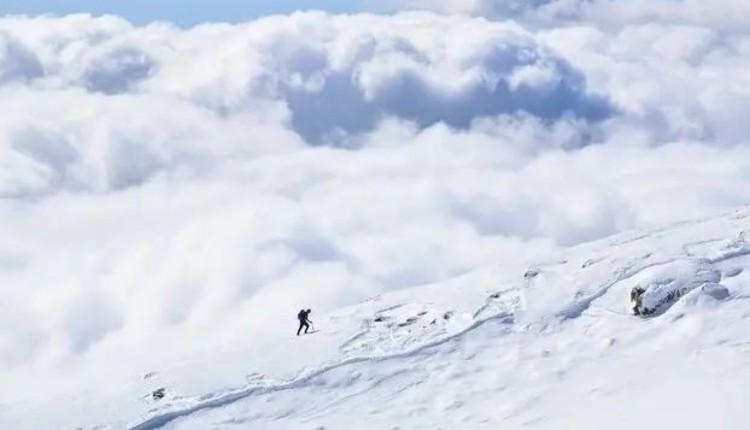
[128,209,749,430]
[5,208,749,430]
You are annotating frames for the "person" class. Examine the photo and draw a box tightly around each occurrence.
[297,309,312,336]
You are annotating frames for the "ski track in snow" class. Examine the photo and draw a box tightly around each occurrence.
[337,330,369,352]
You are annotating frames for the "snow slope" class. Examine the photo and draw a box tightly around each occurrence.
[5,207,750,429]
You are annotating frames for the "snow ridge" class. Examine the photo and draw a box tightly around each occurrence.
[127,211,750,429]
[129,312,515,429]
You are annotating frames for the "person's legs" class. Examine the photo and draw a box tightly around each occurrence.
[297,322,304,336]
[304,322,310,334]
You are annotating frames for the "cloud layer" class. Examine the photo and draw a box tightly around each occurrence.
[1,8,750,391]
[404,0,750,31]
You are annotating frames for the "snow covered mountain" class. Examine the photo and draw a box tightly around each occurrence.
[5,206,750,429]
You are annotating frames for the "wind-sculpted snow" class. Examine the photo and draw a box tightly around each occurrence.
[628,259,721,316]
[129,312,515,430]
[114,208,750,430]
[0,207,747,429]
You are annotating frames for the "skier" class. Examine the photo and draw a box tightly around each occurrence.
[297,309,312,336]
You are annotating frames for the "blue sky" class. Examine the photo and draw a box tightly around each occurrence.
[0,0,385,26]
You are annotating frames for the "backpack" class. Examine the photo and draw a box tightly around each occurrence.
[297,310,306,322]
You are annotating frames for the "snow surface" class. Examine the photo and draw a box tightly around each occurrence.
[4,207,750,429]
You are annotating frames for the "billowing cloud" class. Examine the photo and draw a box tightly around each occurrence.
[246,14,612,144]
[402,0,750,30]
[0,31,42,83]
[1,8,749,406]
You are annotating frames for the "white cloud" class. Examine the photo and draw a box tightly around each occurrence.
[1,9,749,402]
[401,0,750,31]
[0,31,43,83]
